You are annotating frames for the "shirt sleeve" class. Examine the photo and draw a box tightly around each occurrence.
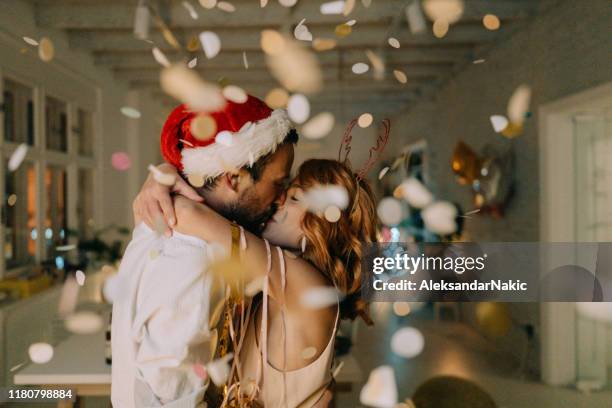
[132,238,214,405]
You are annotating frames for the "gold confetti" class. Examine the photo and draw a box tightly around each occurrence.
[393,69,408,84]
[265,88,289,108]
[358,113,373,128]
[393,302,411,316]
[38,37,54,62]
[422,0,465,24]
[261,30,286,56]
[335,23,352,38]
[7,194,17,206]
[191,115,217,140]
[188,173,206,188]
[187,36,200,52]
[162,28,180,49]
[312,38,337,51]
[433,19,449,38]
[483,14,501,30]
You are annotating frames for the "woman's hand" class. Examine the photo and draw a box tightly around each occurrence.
[132,163,203,235]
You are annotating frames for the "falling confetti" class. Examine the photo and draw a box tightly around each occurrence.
[422,0,465,24]
[242,51,249,69]
[294,19,313,42]
[393,69,408,84]
[28,343,54,364]
[215,131,234,146]
[265,88,289,109]
[188,57,198,68]
[120,106,141,119]
[58,276,80,317]
[377,197,403,226]
[360,365,398,408]
[206,353,234,386]
[312,38,337,51]
[391,327,425,358]
[148,164,177,186]
[187,36,200,52]
[287,93,311,124]
[188,173,205,188]
[8,144,28,171]
[261,30,286,56]
[301,184,349,212]
[388,37,401,48]
[200,31,221,59]
[302,346,317,360]
[421,201,457,235]
[490,115,509,133]
[324,206,342,222]
[111,152,131,171]
[279,0,298,6]
[217,1,236,12]
[352,62,369,74]
[405,0,427,34]
[396,178,434,209]
[301,112,335,139]
[301,286,342,309]
[483,14,501,30]
[222,85,248,103]
[343,0,356,15]
[366,49,385,80]
[321,1,345,15]
[346,19,357,26]
[378,166,390,180]
[393,302,411,316]
[56,244,77,251]
[23,36,38,46]
[7,194,17,206]
[133,1,151,39]
[432,19,449,38]
[10,362,26,372]
[335,23,352,38]
[75,270,86,286]
[265,33,322,93]
[182,1,199,19]
[473,58,486,64]
[507,84,531,126]
[358,113,373,128]
[64,311,104,335]
[38,37,54,62]
[200,0,217,9]
[152,47,170,67]
[190,115,217,141]
[160,64,225,111]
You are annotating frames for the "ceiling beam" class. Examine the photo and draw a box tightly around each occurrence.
[35,0,537,30]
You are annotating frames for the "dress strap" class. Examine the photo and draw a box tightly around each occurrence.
[275,246,288,408]
[256,239,272,387]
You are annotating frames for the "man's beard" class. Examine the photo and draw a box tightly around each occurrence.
[219,202,277,235]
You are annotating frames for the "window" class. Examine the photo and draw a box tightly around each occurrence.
[4,161,36,268]
[1,75,98,276]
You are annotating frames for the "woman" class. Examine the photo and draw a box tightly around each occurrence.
[135,158,377,407]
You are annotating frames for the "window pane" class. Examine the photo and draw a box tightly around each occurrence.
[45,96,67,151]
[44,165,67,256]
[4,161,37,268]
[76,109,94,156]
[3,79,34,145]
[77,168,94,238]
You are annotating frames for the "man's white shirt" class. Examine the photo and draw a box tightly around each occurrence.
[111,223,219,408]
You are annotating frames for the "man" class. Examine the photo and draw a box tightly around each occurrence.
[111,95,296,407]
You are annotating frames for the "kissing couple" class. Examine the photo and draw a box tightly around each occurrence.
[111,94,389,407]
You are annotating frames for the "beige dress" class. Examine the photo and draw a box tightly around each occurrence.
[239,246,339,408]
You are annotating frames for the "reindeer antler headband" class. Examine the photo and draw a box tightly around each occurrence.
[338,118,391,181]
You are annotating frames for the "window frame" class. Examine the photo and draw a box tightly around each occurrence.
[0,68,99,279]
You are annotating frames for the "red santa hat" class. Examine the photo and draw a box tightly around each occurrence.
[160,95,292,180]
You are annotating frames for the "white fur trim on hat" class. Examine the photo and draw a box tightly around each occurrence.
[181,109,292,179]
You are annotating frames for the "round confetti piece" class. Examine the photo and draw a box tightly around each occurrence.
[483,14,501,30]
[8,143,28,172]
[351,62,369,74]
[261,30,286,56]
[301,185,349,212]
[358,113,373,128]
[186,36,200,52]
[265,88,289,108]
[320,1,345,15]
[312,38,337,51]
[287,94,310,124]
[335,23,352,38]
[188,173,206,188]
[346,19,357,26]
[393,69,408,84]
[279,0,298,6]
[489,115,509,133]
[377,197,403,226]
[343,0,356,15]
[191,114,217,140]
[75,270,86,286]
[422,0,465,24]
[6,194,17,207]
[111,152,131,171]
[301,112,335,140]
[199,0,217,9]
[421,201,458,235]
[64,311,104,335]
[433,19,449,38]
[391,327,424,358]
[301,347,317,360]
[199,31,221,59]
[38,37,54,62]
[217,1,235,12]
[388,37,400,48]
[324,206,341,223]
[393,302,411,316]
[397,177,434,209]
[222,85,248,103]
[28,343,54,364]
[120,106,141,119]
